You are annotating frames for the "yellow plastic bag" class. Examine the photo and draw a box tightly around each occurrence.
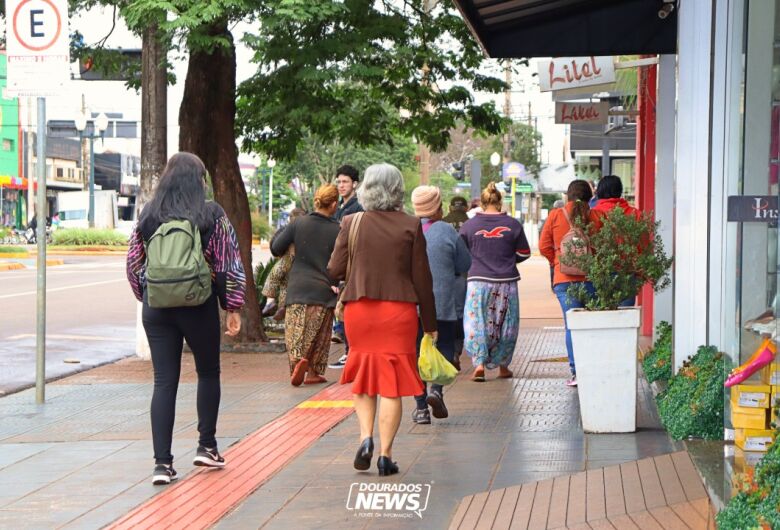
[418,335,458,386]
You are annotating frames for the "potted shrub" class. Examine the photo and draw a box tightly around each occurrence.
[561,207,673,433]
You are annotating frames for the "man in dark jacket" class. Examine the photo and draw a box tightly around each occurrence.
[329,164,363,368]
[334,165,363,221]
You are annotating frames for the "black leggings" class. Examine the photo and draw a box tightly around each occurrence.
[142,294,221,464]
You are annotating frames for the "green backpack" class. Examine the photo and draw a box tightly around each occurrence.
[144,220,213,308]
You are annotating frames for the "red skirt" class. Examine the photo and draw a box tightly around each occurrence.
[339,299,424,398]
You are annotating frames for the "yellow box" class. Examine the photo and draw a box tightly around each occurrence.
[731,398,770,430]
[732,384,772,408]
[735,449,764,470]
[762,363,780,386]
[735,428,776,452]
[771,387,780,426]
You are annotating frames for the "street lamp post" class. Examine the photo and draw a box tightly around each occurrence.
[75,111,109,228]
[267,158,276,227]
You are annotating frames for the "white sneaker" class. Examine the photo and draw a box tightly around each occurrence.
[566,376,578,387]
[328,354,348,369]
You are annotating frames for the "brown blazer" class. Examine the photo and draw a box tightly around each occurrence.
[327,210,437,332]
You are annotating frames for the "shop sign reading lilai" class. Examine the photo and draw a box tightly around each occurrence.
[727,196,779,222]
[555,102,609,124]
[538,56,616,92]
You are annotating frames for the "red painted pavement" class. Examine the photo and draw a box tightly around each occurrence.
[107,384,354,530]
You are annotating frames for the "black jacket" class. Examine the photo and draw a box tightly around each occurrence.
[270,212,341,307]
[335,195,363,222]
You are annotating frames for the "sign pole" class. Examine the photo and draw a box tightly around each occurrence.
[511,176,516,218]
[35,96,46,404]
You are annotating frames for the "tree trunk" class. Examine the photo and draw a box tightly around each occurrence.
[178,20,266,342]
[140,21,167,209]
[137,20,168,360]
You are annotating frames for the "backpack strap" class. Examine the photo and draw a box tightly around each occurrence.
[561,206,573,229]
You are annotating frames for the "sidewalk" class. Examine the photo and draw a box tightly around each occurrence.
[0,257,684,529]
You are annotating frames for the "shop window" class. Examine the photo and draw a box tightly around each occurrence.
[726,0,780,435]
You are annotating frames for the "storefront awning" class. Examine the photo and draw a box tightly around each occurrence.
[452,0,678,58]
[0,176,36,190]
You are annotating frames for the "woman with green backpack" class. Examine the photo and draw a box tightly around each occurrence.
[126,152,246,485]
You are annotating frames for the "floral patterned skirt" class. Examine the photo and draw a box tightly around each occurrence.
[284,304,334,376]
[463,281,519,370]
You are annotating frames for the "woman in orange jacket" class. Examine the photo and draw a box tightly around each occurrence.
[539,180,600,387]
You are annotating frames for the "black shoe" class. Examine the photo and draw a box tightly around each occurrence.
[152,464,178,485]
[328,353,348,369]
[412,408,431,424]
[331,332,345,344]
[193,446,225,468]
[354,437,374,471]
[262,300,278,317]
[377,456,399,476]
[426,390,449,419]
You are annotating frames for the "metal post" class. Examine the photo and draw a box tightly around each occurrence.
[88,136,95,228]
[268,166,274,227]
[511,176,516,218]
[27,97,34,223]
[470,159,481,200]
[35,97,47,404]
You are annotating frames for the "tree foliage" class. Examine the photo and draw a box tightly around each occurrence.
[237,0,507,160]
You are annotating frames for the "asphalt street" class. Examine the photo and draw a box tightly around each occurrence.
[0,256,137,395]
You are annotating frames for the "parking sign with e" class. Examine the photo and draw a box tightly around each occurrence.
[5,0,69,95]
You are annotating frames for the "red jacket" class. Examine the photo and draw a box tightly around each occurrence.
[591,198,640,219]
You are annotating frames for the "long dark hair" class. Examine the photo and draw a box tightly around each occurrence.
[566,179,593,227]
[141,152,211,230]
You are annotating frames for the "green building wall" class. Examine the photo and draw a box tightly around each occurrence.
[0,53,19,179]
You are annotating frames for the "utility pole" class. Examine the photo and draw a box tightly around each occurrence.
[417,0,440,185]
[80,95,88,188]
[26,97,34,222]
[503,60,512,162]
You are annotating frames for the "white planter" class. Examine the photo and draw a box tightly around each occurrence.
[568,308,640,433]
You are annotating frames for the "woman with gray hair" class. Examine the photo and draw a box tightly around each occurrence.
[328,163,437,477]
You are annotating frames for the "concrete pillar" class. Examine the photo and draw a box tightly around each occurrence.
[673,0,714,370]
[653,55,675,336]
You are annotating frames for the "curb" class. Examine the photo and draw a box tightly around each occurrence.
[0,252,29,259]
[40,250,127,256]
[0,262,24,271]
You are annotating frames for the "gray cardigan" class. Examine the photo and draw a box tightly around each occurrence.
[422,220,472,321]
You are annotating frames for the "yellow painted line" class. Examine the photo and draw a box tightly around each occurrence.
[0,253,29,259]
[0,262,25,271]
[46,259,65,266]
[297,400,354,409]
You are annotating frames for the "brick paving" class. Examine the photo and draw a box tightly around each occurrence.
[0,257,686,529]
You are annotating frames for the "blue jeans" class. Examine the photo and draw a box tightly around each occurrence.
[415,320,457,409]
[552,282,596,376]
[333,320,349,351]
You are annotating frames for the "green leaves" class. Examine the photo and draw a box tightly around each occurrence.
[561,207,673,311]
[656,345,725,441]
[642,321,673,383]
[238,0,507,161]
